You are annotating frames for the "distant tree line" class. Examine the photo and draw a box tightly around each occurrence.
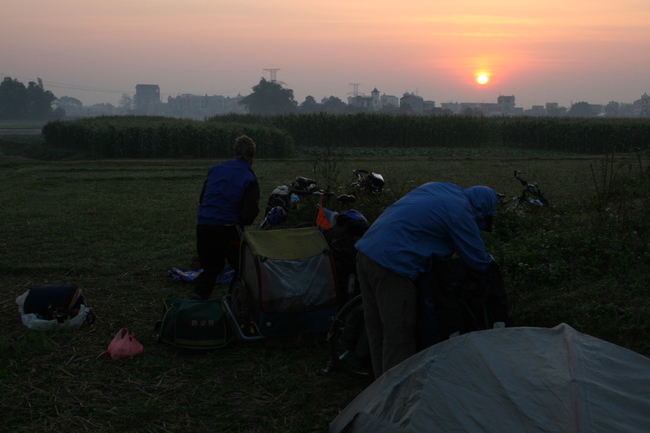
[239,78,385,115]
[0,77,60,120]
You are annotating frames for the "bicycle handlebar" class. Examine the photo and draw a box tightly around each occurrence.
[513,170,530,187]
[289,188,335,197]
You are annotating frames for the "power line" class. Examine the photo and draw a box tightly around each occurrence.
[1,74,130,95]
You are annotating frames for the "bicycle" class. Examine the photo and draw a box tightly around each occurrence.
[260,176,331,229]
[351,169,384,201]
[502,170,549,211]
[321,293,372,379]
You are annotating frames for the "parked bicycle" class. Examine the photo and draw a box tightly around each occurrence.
[260,176,331,229]
[502,170,549,211]
[351,169,384,201]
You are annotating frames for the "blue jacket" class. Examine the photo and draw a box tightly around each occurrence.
[197,158,260,226]
[355,182,498,280]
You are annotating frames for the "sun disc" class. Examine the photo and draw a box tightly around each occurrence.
[477,74,489,85]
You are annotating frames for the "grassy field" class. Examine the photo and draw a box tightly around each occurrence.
[1,149,649,432]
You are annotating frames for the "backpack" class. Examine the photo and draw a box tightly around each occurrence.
[17,285,94,330]
[265,185,291,215]
[155,298,233,352]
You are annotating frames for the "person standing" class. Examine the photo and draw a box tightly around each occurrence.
[192,135,260,300]
[355,182,499,378]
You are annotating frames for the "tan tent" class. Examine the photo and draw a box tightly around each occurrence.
[326,324,650,433]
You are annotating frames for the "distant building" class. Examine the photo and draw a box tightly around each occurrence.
[400,92,424,112]
[498,95,515,110]
[134,84,161,113]
[453,95,520,116]
[423,100,436,112]
[589,104,604,116]
[634,93,650,117]
[166,93,246,118]
[525,105,548,116]
[546,103,567,117]
[380,93,399,108]
[440,102,461,114]
[604,101,620,117]
[348,88,382,110]
[478,95,519,116]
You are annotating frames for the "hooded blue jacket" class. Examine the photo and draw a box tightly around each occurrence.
[355,182,497,280]
[196,158,260,226]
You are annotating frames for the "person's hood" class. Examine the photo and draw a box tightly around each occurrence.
[464,186,498,231]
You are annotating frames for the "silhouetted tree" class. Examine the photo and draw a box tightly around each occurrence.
[119,93,133,111]
[300,95,319,113]
[0,76,57,120]
[321,96,347,114]
[0,77,28,119]
[27,79,57,119]
[568,101,594,117]
[239,78,297,115]
[57,96,83,116]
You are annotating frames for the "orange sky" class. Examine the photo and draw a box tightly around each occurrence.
[2,0,649,108]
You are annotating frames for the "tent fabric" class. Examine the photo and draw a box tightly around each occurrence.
[242,226,329,260]
[326,324,650,433]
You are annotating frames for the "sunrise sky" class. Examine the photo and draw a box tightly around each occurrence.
[2,0,649,109]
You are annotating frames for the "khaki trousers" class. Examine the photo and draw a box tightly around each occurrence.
[356,252,417,378]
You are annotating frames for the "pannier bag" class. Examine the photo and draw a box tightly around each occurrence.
[16,285,93,331]
[156,298,233,352]
[416,258,509,351]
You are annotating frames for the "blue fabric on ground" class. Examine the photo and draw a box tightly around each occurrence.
[168,266,234,284]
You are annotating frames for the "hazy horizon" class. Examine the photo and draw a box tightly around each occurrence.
[2,0,649,109]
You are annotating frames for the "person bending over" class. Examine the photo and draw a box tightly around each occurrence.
[355,182,499,378]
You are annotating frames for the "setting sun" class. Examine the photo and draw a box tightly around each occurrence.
[477,74,489,85]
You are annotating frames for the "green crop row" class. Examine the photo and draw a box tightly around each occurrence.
[216,113,650,153]
[499,117,650,153]
[41,114,650,159]
[41,116,295,159]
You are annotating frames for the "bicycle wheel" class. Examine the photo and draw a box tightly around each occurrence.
[327,294,373,380]
[503,195,522,211]
[229,279,255,337]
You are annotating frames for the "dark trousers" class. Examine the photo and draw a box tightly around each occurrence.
[194,224,241,299]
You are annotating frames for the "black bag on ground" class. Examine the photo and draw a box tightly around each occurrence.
[416,258,509,351]
[155,298,233,352]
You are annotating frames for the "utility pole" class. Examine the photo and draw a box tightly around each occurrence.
[264,69,281,82]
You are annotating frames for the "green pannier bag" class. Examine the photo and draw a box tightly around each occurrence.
[155,298,233,352]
